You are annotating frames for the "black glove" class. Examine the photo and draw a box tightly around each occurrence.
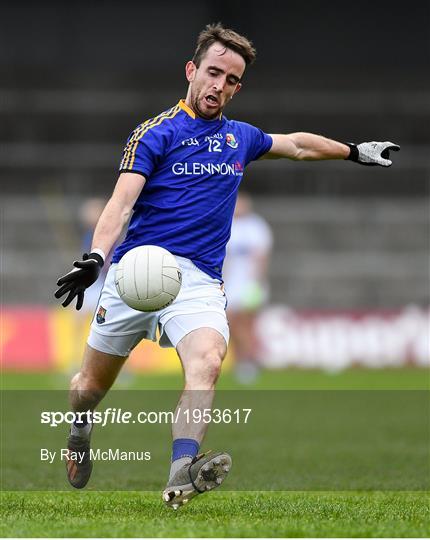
[346,141,400,167]
[54,252,104,310]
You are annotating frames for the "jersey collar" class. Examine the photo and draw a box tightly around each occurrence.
[178,99,223,121]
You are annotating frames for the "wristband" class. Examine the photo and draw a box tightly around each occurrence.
[88,251,105,267]
[345,142,359,161]
[90,248,106,263]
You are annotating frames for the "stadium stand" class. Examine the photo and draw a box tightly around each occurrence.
[1,2,428,310]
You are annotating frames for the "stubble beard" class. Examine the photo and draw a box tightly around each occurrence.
[192,91,222,120]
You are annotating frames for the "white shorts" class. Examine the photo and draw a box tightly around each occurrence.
[87,257,229,357]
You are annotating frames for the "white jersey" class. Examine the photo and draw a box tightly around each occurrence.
[224,213,273,310]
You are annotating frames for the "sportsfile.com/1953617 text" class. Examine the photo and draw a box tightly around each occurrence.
[40,408,253,427]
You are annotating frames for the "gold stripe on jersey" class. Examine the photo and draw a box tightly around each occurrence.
[125,107,173,151]
[127,104,180,169]
[120,111,168,170]
[120,105,180,171]
[120,110,169,170]
[120,118,151,170]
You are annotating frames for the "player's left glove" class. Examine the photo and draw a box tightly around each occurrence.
[54,252,104,310]
[346,141,400,167]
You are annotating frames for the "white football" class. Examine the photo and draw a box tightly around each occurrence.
[115,245,182,312]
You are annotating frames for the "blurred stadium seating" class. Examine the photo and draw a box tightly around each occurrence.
[1,1,428,370]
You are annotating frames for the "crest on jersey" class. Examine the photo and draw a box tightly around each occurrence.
[226,133,239,149]
[96,306,106,324]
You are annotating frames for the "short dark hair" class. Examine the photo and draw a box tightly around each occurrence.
[192,23,256,67]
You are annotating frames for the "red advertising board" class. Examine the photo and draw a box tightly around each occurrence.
[1,307,54,370]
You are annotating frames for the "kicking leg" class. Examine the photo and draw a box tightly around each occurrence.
[173,326,226,442]
[163,327,232,508]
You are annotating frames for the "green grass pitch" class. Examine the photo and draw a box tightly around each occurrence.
[2,491,429,537]
[1,367,429,537]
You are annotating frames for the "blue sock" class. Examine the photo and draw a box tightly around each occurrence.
[171,438,199,462]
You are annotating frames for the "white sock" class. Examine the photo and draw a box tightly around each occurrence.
[169,456,192,481]
[70,421,92,440]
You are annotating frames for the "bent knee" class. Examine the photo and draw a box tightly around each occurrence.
[185,350,223,389]
[203,351,223,379]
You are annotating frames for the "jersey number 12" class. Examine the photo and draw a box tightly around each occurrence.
[208,139,222,152]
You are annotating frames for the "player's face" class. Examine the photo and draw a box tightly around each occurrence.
[185,43,245,120]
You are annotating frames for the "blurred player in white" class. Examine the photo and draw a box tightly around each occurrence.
[224,192,273,382]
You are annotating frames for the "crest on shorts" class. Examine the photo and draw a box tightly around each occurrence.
[96,306,106,324]
[226,133,239,149]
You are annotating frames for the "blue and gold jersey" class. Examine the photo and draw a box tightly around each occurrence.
[112,99,273,280]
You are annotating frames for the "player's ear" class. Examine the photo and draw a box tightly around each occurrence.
[185,61,196,82]
[233,82,242,96]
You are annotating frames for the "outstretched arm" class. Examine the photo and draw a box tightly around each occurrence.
[263,132,349,161]
[262,133,400,167]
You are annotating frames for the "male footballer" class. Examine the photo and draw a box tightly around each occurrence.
[55,23,399,509]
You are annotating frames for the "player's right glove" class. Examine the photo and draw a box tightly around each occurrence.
[346,141,400,167]
[54,252,104,310]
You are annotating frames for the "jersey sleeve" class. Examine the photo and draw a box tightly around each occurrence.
[119,122,168,178]
[239,122,273,165]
